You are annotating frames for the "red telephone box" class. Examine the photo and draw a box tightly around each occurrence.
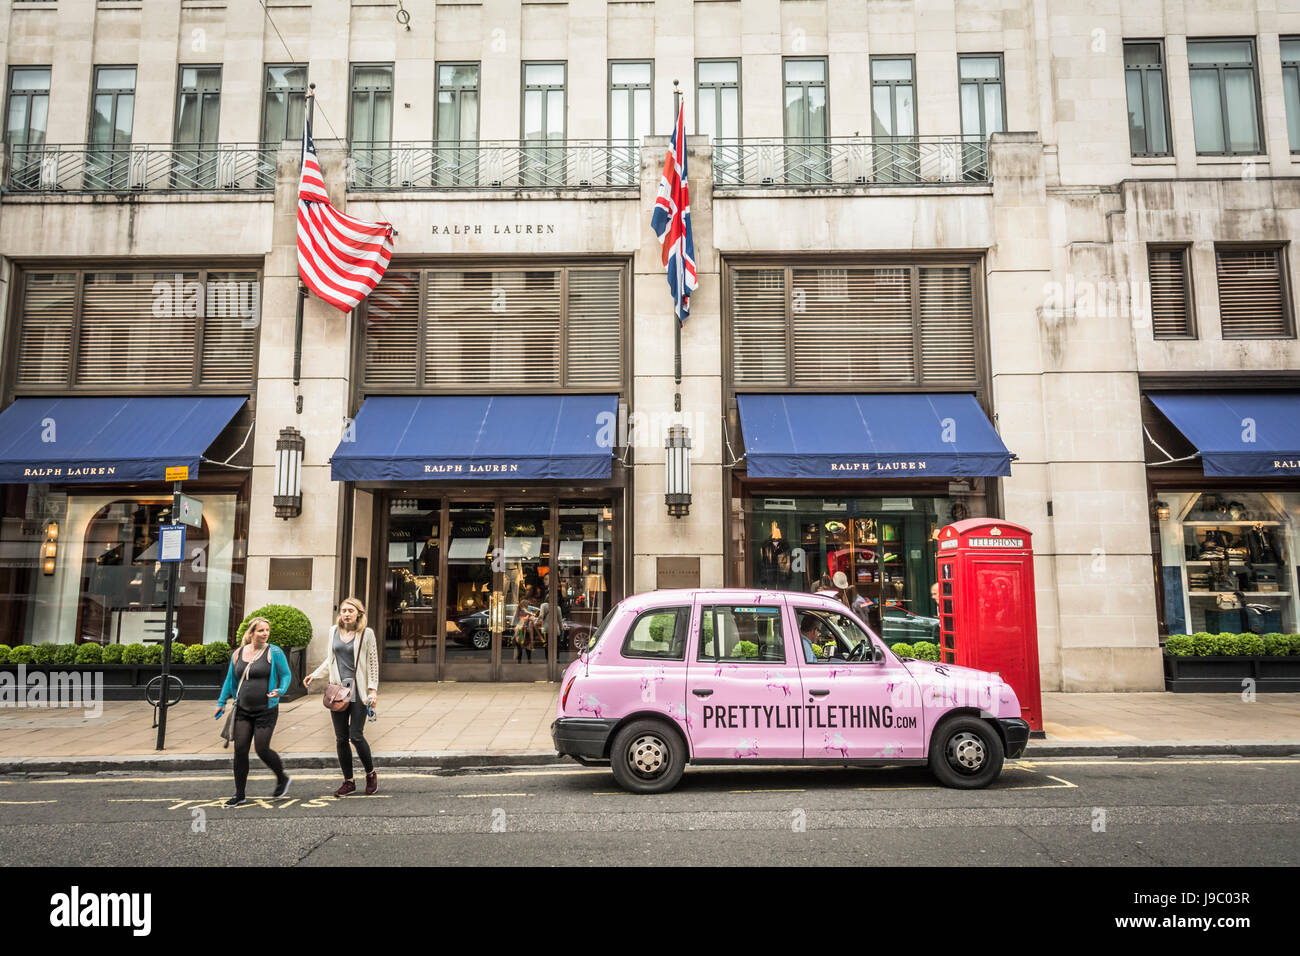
[936,518,1043,732]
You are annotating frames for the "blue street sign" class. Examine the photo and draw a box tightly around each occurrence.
[159,524,186,563]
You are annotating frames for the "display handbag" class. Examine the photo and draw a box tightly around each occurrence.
[1215,592,1241,611]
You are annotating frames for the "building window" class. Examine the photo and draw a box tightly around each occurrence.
[728,262,981,389]
[5,66,50,188]
[435,63,479,186]
[1148,246,1194,338]
[1187,39,1263,155]
[522,62,566,186]
[10,269,261,392]
[261,64,307,146]
[87,66,135,189]
[174,65,222,188]
[360,264,624,391]
[871,57,917,181]
[1283,38,1300,153]
[699,59,741,185]
[1123,42,1171,157]
[1215,247,1292,338]
[608,60,650,186]
[783,57,828,183]
[350,63,393,187]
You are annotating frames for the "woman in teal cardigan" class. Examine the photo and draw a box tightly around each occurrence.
[215,617,293,807]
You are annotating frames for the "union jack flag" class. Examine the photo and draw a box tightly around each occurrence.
[297,121,394,313]
[650,101,698,323]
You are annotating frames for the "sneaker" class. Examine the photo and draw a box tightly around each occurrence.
[365,770,378,795]
[223,796,247,808]
[273,775,292,799]
[334,779,356,797]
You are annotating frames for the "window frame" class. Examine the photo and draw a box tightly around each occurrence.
[520,60,568,143]
[348,62,395,145]
[695,57,742,140]
[1147,244,1197,340]
[1213,243,1295,339]
[695,603,788,664]
[260,63,308,147]
[1186,37,1265,157]
[957,53,1007,141]
[781,55,829,140]
[4,65,51,149]
[607,59,653,143]
[619,606,689,661]
[1122,41,1172,158]
[869,54,918,138]
[87,65,136,147]
[434,61,480,144]
[1282,37,1300,154]
[173,64,223,146]
[3,263,264,399]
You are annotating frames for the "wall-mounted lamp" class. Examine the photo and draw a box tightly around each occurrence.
[665,425,692,518]
[1154,500,1170,521]
[41,520,58,575]
[274,427,305,519]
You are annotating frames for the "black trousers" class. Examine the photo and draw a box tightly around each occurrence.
[330,695,374,780]
[232,706,286,799]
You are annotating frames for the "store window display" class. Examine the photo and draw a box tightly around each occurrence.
[1157,492,1297,636]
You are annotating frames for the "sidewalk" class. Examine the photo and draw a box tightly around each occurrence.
[1,685,1298,772]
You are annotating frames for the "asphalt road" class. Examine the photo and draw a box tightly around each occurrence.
[1,757,1297,866]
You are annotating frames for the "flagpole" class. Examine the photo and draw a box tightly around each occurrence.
[673,80,682,414]
[293,83,316,395]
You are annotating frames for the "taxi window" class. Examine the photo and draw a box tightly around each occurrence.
[796,608,874,662]
[697,605,785,663]
[621,607,687,660]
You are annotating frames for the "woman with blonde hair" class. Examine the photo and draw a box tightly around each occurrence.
[214,616,293,807]
[304,597,379,796]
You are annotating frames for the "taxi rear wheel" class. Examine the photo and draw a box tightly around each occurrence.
[928,715,1004,789]
[610,720,686,794]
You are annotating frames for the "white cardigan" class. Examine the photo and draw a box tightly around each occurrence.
[308,626,379,698]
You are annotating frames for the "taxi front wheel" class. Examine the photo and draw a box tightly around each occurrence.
[610,719,686,794]
[928,715,1004,789]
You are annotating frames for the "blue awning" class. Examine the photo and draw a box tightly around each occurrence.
[1149,391,1300,477]
[330,394,619,482]
[737,393,1013,479]
[0,396,246,484]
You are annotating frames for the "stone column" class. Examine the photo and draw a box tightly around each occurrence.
[634,133,724,592]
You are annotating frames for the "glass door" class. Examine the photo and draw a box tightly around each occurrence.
[381,497,439,675]
[555,502,614,671]
[443,501,495,680]
[499,503,551,680]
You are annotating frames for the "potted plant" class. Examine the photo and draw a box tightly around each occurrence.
[235,605,314,700]
[1163,632,1300,692]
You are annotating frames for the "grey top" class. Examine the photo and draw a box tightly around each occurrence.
[334,627,358,696]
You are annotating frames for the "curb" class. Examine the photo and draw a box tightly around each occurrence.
[2,742,1297,775]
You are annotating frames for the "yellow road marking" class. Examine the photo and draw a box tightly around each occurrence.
[0,799,56,804]
[28,772,425,785]
[729,788,806,793]
[456,793,532,798]
[1017,758,1298,768]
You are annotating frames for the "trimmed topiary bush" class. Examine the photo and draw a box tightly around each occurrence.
[101,643,124,664]
[891,642,916,658]
[1191,632,1217,657]
[183,643,208,665]
[733,640,759,659]
[32,643,57,665]
[143,644,164,665]
[1237,633,1265,657]
[1290,634,1300,656]
[53,643,78,666]
[1214,632,1242,656]
[1165,634,1194,656]
[121,643,146,664]
[236,605,313,649]
[205,641,234,666]
[911,641,940,662]
[0,644,10,664]
[9,645,35,664]
[74,643,103,665]
[1262,633,1289,656]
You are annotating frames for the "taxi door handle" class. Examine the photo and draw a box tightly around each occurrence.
[692,689,714,698]
[809,689,831,698]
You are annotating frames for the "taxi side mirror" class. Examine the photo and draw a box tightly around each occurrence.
[872,644,886,663]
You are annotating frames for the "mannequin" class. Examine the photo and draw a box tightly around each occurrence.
[758,520,792,589]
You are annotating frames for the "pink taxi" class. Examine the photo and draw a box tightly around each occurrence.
[553,588,1030,793]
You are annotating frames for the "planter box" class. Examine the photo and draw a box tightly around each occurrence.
[1163,654,1300,692]
[281,645,306,702]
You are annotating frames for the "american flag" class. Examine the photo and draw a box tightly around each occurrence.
[297,122,394,313]
[650,101,698,323]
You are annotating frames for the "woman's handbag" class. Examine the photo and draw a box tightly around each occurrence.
[321,626,354,712]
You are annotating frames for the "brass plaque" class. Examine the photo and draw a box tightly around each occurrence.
[656,556,700,590]
[269,557,313,590]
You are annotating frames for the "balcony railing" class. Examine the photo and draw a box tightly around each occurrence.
[711,136,990,188]
[346,140,641,190]
[2,143,277,193]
